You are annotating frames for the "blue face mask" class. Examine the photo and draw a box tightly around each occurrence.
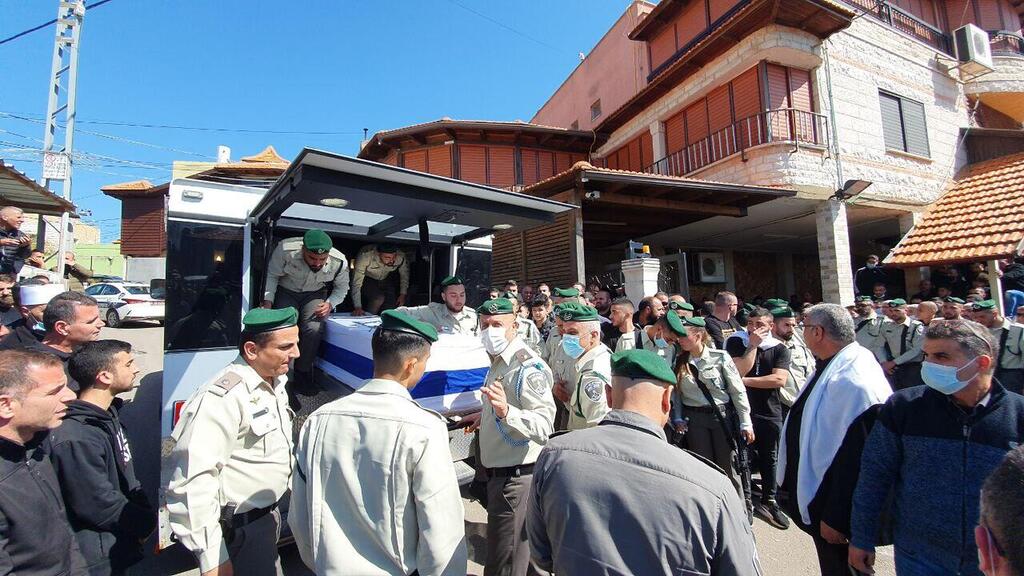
[920,357,978,395]
[654,336,669,348]
[32,321,45,333]
[561,334,586,359]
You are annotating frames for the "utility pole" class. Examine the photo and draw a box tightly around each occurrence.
[40,0,86,279]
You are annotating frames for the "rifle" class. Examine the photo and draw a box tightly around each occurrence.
[690,367,754,523]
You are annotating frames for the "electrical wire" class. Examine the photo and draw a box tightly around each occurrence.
[0,0,114,47]
[444,0,568,55]
[1,111,362,136]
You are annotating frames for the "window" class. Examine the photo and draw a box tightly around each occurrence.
[84,285,104,296]
[165,221,244,351]
[124,285,150,295]
[590,99,602,121]
[100,285,121,296]
[879,91,930,158]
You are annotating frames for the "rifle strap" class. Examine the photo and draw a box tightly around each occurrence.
[688,364,739,452]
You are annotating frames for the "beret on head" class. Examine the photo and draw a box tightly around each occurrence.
[379,309,438,342]
[610,349,677,386]
[242,307,298,334]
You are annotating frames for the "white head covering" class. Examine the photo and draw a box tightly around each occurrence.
[18,284,66,307]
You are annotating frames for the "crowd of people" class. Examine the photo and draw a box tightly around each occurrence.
[1,219,1024,576]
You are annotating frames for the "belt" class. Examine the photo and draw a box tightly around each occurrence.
[223,504,275,529]
[486,463,535,478]
[683,404,723,414]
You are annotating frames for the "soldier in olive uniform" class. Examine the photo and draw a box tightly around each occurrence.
[463,298,556,576]
[668,299,695,319]
[351,244,410,316]
[543,305,574,431]
[771,307,814,409]
[972,299,1024,394]
[262,229,348,391]
[167,307,300,576]
[395,275,477,336]
[853,296,889,363]
[615,309,687,369]
[556,304,612,430]
[879,298,926,390]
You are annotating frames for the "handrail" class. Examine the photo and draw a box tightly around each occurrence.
[988,30,1024,56]
[842,0,951,53]
[642,108,829,177]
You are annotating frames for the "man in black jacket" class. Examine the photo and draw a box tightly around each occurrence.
[0,349,84,575]
[50,340,155,576]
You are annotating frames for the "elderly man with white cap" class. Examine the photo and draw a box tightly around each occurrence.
[0,279,65,350]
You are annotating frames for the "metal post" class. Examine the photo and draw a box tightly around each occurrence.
[40,0,86,282]
[988,259,1004,313]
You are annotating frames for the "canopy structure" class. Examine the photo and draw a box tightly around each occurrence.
[251,148,577,246]
[886,152,1024,267]
[0,161,77,216]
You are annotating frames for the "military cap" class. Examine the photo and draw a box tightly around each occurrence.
[440,275,464,287]
[302,229,332,253]
[242,307,298,333]
[886,298,908,307]
[855,296,874,303]
[379,309,438,343]
[944,296,966,304]
[765,298,789,309]
[557,304,599,322]
[771,307,796,319]
[662,310,687,336]
[972,299,997,311]
[610,349,677,386]
[669,300,695,312]
[553,287,581,298]
[681,316,706,328]
[377,243,399,254]
[741,302,757,312]
[477,298,515,316]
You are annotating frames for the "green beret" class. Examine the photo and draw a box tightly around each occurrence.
[302,229,332,254]
[972,299,997,311]
[855,296,874,303]
[669,300,695,312]
[663,310,687,336]
[765,298,789,309]
[945,296,965,304]
[553,287,581,298]
[771,307,796,319]
[886,298,908,307]
[681,316,706,328]
[741,302,757,312]
[477,298,515,316]
[379,310,438,343]
[242,307,298,333]
[440,275,464,287]
[377,243,399,254]
[558,305,599,322]
[610,349,677,386]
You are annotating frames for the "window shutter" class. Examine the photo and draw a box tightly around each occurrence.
[900,98,930,157]
[879,92,906,152]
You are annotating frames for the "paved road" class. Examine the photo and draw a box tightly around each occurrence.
[109,324,895,575]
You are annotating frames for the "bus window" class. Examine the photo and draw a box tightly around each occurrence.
[455,247,492,309]
[165,221,244,351]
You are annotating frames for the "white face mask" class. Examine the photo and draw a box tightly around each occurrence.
[482,326,510,355]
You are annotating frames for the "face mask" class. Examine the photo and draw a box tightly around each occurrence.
[481,326,510,356]
[654,336,669,348]
[921,357,978,395]
[561,334,585,359]
[866,263,877,269]
[32,321,45,333]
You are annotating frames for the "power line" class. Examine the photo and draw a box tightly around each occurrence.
[1,110,363,136]
[0,0,114,47]
[445,0,568,55]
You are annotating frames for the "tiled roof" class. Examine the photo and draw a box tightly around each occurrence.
[100,180,154,191]
[886,152,1024,267]
[213,146,289,170]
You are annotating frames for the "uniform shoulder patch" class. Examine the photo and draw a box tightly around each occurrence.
[583,376,605,403]
[525,369,552,395]
[209,372,244,397]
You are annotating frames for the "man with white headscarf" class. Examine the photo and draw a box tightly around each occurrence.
[776,303,891,575]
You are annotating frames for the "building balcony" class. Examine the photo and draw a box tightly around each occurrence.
[989,30,1024,56]
[965,32,1024,122]
[644,108,829,177]
[843,0,951,53]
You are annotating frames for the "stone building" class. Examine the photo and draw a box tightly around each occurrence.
[366,0,1024,304]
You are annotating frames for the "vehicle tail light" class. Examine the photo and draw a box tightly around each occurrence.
[173,401,186,427]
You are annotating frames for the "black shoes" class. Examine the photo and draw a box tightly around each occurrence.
[754,501,791,530]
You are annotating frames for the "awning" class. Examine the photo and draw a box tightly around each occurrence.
[250,149,576,245]
[521,161,796,247]
[885,152,1024,267]
[0,162,77,216]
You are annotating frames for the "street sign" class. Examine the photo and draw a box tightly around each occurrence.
[42,152,70,180]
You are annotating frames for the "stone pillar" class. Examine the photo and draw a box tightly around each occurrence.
[778,252,796,298]
[622,258,661,306]
[897,212,925,297]
[816,198,855,306]
[649,121,667,169]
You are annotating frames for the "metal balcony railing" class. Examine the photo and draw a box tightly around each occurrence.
[843,0,952,53]
[989,30,1024,56]
[643,108,829,177]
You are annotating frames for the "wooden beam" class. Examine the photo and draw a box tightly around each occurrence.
[408,133,426,145]
[591,191,745,217]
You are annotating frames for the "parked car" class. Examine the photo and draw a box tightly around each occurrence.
[83,282,165,327]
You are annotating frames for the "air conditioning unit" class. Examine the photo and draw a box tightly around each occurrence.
[697,252,726,283]
[953,24,994,77]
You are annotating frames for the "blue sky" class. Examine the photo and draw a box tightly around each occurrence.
[1,0,627,242]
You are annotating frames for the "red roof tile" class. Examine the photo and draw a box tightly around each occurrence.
[886,152,1024,267]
